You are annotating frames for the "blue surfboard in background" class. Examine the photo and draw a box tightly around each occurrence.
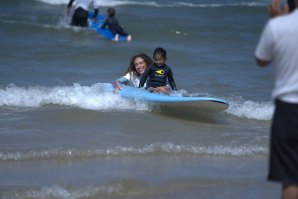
[88,13,128,41]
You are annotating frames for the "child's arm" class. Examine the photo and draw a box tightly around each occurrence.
[139,68,150,88]
[168,68,177,90]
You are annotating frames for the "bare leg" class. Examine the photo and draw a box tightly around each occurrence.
[282,184,298,199]
[114,34,119,41]
[127,34,132,42]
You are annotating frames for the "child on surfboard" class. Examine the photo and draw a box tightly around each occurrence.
[100,7,132,42]
[139,47,177,93]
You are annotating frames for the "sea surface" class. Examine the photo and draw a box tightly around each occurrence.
[0,0,281,198]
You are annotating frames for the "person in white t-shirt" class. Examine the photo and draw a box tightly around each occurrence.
[255,0,298,198]
[66,0,100,27]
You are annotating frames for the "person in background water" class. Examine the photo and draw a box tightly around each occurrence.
[66,0,100,27]
[139,47,177,94]
[113,53,169,93]
[101,7,132,42]
[255,0,298,198]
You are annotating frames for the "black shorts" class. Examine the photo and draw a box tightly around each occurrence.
[71,7,88,27]
[109,24,129,37]
[268,99,298,185]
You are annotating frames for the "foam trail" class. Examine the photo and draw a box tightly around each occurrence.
[12,185,123,199]
[0,142,267,161]
[36,0,266,7]
[226,97,273,121]
[0,83,149,111]
[36,0,68,5]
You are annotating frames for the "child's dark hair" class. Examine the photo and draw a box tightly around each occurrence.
[153,47,167,59]
[107,7,116,17]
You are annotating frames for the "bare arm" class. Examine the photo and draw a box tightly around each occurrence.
[139,68,150,88]
[66,0,75,16]
[255,57,271,68]
[152,86,170,93]
[255,0,292,68]
[167,68,177,90]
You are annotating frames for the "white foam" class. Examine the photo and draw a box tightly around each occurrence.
[226,97,273,121]
[35,0,266,7]
[25,184,123,199]
[0,84,274,120]
[0,142,268,161]
[0,83,149,111]
[36,0,68,5]
[170,90,272,121]
[35,0,159,6]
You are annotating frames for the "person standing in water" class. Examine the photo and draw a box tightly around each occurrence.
[66,0,100,27]
[255,0,298,198]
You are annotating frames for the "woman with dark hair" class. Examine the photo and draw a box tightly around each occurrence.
[113,53,168,93]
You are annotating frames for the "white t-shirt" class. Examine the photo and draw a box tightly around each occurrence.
[74,0,100,10]
[255,10,298,103]
[119,72,145,88]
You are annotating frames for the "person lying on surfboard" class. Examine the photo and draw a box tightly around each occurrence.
[100,8,132,42]
[112,53,169,93]
[139,47,177,94]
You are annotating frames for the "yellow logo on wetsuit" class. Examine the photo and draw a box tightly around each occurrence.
[155,70,164,76]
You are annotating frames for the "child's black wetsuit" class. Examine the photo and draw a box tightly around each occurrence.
[101,16,129,36]
[139,64,177,90]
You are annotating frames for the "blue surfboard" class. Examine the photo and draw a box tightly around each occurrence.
[88,13,128,41]
[117,86,229,113]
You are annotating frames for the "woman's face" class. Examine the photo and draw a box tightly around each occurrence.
[134,57,147,75]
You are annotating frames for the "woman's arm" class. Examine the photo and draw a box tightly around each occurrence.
[255,57,271,68]
[167,68,177,90]
[66,0,75,16]
[112,76,129,92]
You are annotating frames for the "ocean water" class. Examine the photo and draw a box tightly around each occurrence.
[0,0,281,198]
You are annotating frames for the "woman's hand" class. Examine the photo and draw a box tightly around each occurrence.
[152,86,170,94]
[113,85,121,93]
